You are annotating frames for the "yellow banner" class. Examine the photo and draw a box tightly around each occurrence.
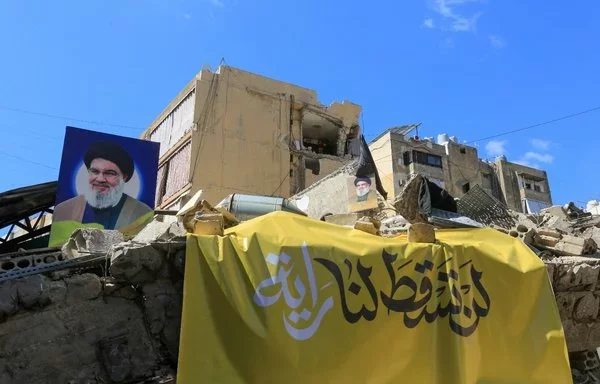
[178,212,571,384]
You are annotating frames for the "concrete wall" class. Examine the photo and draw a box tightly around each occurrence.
[304,157,350,189]
[495,158,552,212]
[142,65,362,205]
[443,141,483,197]
[188,67,292,203]
[370,132,395,198]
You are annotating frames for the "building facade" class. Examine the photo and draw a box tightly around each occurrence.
[140,65,363,209]
[369,126,553,213]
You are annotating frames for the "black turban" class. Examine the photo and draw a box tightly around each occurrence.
[354,176,372,186]
[84,141,134,182]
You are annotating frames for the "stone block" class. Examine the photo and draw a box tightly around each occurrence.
[65,273,102,302]
[354,220,378,235]
[62,228,124,259]
[555,292,584,320]
[46,280,67,303]
[408,223,436,243]
[0,280,18,320]
[555,260,600,291]
[133,220,186,243]
[0,297,159,383]
[541,205,568,219]
[574,293,600,321]
[15,275,49,308]
[193,214,224,235]
[110,243,164,284]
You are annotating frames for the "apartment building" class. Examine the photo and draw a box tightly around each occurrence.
[369,125,553,213]
[140,65,363,208]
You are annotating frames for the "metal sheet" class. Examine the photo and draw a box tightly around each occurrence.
[0,181,57,229]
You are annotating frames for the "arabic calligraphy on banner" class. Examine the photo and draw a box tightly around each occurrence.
[177,212,572,384]
[253,243,490,340]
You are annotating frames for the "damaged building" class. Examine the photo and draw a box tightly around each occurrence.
[140,65,362,209]
[369,125,553,214]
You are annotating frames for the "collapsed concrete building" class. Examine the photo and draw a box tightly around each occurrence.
[140,65,363,209]
[369,125,553,214]
[0,64,597,383]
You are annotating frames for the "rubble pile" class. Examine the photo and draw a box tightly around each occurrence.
[0,223,185,384]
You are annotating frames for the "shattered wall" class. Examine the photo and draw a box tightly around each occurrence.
[494,157,552,212]
[141,65,363,207]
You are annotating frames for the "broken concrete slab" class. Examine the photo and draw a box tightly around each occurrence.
[194,213,224,235]
[354,219,378,235]
[110,243,164,284]
[408,223,436,243]
[133,219,186,243]
[65,273,102,302]
[62,228,124,259]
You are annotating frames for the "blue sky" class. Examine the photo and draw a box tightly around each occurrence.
[0,0,598,206]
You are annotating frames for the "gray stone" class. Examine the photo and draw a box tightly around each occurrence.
[15,275,49,308]
[133,220,186,243]
[100,336,131,382]
[0,297,159,383]
[142,281,181,338]
[0,281,18,319]
[47,280,67,303]
[556,261,600,291]
[113,286,138,300]
[65,274,102,302]
[574,293,599,321]
[110,243,164,284]
[173,249,185,275]
[62,228,124,259]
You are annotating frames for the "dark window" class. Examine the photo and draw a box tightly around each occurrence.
[462,182,470,193]
[460,147,466,154]
[403,151,410,166]
[525,183,532,190]
[534,185,541,192]
[412,151,443,168]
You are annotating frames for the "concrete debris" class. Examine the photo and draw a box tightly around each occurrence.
[61,228,124,259]
[408,223,436,243]
[110,242,164,283]
[133,218,186,243]
[194,213,224,235]
[353,217,379,235]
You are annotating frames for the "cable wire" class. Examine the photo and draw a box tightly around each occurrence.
[0,104,143,131]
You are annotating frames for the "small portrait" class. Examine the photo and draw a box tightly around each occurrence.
[49,127,160,246]
[347,175,377,212]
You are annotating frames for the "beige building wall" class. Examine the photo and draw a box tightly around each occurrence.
[370,132,395,197]
[495,158,552,212]
[370,130,553,213]
[141,65,360,207]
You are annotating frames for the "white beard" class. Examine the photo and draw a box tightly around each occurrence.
[357,188,370,197]
[84,179,125,209]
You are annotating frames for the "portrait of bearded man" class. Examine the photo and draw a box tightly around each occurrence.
[51,141,154,239]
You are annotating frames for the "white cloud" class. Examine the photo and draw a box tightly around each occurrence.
[423,18,435,28]
[524,151,553,164]
[206,0,224,6]
[485,140,507,157]
[530,138,551,151]
[430,0,482,33]
[489,35,506,49]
